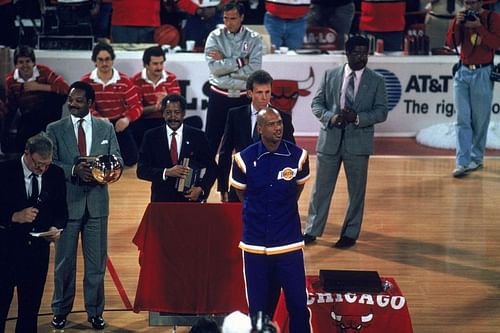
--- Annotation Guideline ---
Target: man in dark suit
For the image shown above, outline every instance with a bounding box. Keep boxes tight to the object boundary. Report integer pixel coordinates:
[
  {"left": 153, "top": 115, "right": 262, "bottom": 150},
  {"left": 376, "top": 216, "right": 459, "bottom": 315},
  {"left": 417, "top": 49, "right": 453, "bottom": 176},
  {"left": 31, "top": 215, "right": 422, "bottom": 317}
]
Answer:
[
  {"left": 303, "top": 36, "right": 388, "bottom": 248},
  {"left": 0, "top": 133, "right": 68, "bottom": 333},
  {"left": 218, "top": 69, "right": 295, "bottom": 202},
  {"left": 47, "top": 81, "right": 123, "bottom": 330},
  {"left": 137, "top": 94, "right": 217, "bottom": 202}
]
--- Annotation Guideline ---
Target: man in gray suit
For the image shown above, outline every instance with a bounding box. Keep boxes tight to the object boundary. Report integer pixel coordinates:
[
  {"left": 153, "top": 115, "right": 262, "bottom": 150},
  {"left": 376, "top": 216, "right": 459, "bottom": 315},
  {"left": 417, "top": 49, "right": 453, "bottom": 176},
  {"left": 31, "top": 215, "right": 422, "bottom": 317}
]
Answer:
[
  {"left": 46, "top": 81, "right": 122, "bottom": 330},
  {"left": 303, "top": 36, "right": 388, "bottom": 248}
]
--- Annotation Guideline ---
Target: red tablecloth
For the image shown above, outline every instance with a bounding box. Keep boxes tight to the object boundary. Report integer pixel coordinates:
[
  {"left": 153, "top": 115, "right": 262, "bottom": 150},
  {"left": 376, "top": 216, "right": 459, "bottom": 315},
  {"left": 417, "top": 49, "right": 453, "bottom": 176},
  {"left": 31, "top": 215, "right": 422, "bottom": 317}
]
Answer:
[
  {"left": 274, "top": 276, "right": 413, "bottom": 333},
  {"left": 132, "top": 203, "right": 248, "bottom": 314}
]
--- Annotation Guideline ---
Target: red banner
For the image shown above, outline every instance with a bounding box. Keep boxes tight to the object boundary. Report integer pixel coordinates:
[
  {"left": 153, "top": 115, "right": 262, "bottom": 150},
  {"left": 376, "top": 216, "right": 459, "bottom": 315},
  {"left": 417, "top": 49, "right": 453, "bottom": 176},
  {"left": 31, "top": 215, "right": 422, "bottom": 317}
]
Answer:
[{"left": 274, "top": 276, "right": 413, "bottom": 333}]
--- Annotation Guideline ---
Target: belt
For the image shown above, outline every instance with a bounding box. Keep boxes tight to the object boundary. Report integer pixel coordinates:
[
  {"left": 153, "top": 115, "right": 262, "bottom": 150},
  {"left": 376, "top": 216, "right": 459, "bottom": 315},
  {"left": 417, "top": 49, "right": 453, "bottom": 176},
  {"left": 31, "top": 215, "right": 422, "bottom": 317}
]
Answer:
[
  {"left": 210, "top": 85, "right": 247, "bottom": 98},
  {"left": 462, "top": 63, "right": 492, "bottom": 70}
]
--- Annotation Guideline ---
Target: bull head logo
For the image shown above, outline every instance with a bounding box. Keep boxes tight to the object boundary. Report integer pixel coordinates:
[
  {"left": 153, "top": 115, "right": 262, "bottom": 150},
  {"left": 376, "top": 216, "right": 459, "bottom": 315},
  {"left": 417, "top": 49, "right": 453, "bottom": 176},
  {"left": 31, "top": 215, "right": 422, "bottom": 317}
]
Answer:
[
  {"left": 331, "top": 308, "right": 374, "bottom": 333},
  {"left": 271, "top": 67, "right": 315, "bottom": 115}
]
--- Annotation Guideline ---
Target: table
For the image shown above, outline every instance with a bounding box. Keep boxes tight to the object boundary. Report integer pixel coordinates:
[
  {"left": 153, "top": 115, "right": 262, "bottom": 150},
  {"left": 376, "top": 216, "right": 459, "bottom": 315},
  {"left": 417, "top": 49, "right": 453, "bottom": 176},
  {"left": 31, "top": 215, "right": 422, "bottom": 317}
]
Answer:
[
  {"left": 274, "top": 276, "right": 413, "bottom": 333},
  {"left": 132, "top": 203, "right": 248, "bottom": 316}
]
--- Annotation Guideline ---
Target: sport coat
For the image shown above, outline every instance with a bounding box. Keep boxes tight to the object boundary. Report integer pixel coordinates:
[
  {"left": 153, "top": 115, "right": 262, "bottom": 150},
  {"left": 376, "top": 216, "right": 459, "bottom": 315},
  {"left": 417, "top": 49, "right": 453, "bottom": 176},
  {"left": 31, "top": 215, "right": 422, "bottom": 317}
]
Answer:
[
  {"left": 313, "top": 66, "right": 388, "bottom": 155},
  {"left": 0, "top": 158, "right": 68, "bottom": 235},
  {"left": 46, "top": 116, "right": 122, "bottom": 220},
  {"left": 217, "top": 104, "right": 295, "bottom": 193},
  {"left": 137, "top": 124, "right": 217, "bottom": 202}
]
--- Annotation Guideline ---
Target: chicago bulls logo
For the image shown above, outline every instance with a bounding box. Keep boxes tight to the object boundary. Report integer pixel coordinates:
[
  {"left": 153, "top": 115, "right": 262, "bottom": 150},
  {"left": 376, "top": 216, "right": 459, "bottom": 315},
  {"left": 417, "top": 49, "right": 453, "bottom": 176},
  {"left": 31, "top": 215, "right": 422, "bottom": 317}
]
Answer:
[
  {"left": 331, "top": 304, "right": 374, "bottom": 332},
  {"left": 271, "top": 67, "right": 315, "bottom": 115}
]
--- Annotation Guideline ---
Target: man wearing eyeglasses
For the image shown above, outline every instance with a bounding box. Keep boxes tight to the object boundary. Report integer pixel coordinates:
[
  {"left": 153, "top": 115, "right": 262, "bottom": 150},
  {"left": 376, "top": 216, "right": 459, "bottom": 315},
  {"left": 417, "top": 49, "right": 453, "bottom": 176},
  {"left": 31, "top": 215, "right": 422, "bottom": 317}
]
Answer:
[
  {"left": 447, "top": 0, "right": 500, "bottom": 177},
  {"left": 81, "top": 42, "right": 143, "bottom": 167},
  {"left": 0, "top": 133, "right": 68, "bottom": 333}
]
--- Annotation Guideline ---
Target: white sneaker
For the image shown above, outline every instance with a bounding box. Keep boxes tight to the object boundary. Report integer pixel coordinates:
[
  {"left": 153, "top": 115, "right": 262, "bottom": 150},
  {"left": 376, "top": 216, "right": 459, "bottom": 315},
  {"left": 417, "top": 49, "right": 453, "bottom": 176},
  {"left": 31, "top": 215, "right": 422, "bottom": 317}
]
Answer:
[
  {"left": 452, "top": 165, "right": 468, "bottom": 177},
  {"left": 466, "top": 161, "right": 483, "bottom": 171}
]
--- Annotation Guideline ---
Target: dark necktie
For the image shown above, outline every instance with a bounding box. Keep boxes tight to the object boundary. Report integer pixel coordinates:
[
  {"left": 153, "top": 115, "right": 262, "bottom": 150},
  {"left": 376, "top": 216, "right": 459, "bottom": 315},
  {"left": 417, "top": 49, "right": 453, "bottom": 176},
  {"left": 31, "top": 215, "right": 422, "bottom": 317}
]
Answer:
[
  {"left": 78, "top": 119, "right": 86, "bottom": 156},
  {"left": 345, "top": 72, "right": 356, "bottom": 109},
  {"left": 252, "top": 116, "right": 260, "bottom": 143},
  {"left": 30, "top": 173, "right": 39, "bottom": 203},
  {"left": 170, "top": 132, "right": 178, "bottom": 165}
]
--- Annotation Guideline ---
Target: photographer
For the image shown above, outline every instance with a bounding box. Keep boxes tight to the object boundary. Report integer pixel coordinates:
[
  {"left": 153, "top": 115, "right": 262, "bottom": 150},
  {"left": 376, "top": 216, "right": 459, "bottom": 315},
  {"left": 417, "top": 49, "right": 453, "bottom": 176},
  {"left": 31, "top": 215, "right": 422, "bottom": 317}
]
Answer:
[{"left": 446, "top": 0, "right": 500, "bottom": 177}]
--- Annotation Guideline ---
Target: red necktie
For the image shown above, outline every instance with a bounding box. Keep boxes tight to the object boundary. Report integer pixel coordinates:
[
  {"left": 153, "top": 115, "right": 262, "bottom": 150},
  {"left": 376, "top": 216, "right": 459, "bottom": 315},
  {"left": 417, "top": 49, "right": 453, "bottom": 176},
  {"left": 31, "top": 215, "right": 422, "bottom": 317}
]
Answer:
[
  {"left": 78, "top": 119, "right": 86, "bottom": 156},
  {"left": 170, "top": 132, "right": 178, "bottom": 165}
]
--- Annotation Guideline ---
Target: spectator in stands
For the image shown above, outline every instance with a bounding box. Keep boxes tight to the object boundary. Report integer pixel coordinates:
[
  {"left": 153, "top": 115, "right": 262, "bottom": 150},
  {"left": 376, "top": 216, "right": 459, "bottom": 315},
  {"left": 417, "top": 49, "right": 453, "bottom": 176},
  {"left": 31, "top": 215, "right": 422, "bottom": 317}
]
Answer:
[
  {"left": 137, "top": 94, "right": 217, "bottom": 202},
  {"left": 81, "top": 42, "right": 143, "bottom": 166},
  {"left": 263, "top": 0, "right": 310, "bottom": 50},
  {"left": 204, "top": 1, "right": 262, "bottom": 155},
  {"left": 190, "top": 316, "right": 221, "bottom": 333},
  {"left": 426, "top": 0, "right": 464, "bottom": 49},
  {"left": 359, "top": 0, "right": 406, "bottom": 51},
  {"left": 217, "top": 69, "right": 295, "bottom": 202},
  {"left": 92, "top": 0, "right": 112, "bottom": 41},
  {"left": 0, "top": 0, "right": 17, "bottom": 48},
  {"left": 131, "top": 46, "right": 180, "bottom": 149},
  {"left": 446, "top": 0, "right": 500, "bottom": 177},
  {"left": 303, "top": 36, "right": 388, "bottom": 248},
  {"left": 308, "top": 0, "right": 355, "bottom": 50},
  {"left": 177, "top": 0, "right": 228, "bottom": 50},
  {"left": 3, "top": 45, "right": 68, "bottom": 155},
  {"left": 111, "top": 0, "right": 160, "bottom": 43}
]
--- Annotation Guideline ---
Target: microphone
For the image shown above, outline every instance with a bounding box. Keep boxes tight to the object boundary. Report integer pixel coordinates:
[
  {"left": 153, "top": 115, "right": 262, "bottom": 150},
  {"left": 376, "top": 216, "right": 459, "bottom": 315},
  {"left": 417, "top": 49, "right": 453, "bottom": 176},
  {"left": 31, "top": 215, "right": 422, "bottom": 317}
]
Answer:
[{"left": 34, "top": 191, "right": 49, "bottom": 210}]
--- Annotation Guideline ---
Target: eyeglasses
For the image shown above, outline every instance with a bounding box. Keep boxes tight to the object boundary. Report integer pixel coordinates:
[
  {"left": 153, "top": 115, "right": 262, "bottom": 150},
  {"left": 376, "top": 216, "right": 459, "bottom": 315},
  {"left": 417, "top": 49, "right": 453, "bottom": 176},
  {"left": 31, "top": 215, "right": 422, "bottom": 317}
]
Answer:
[
  {"left": 30, "top": 154, "right": 52, "bottom": 169},
  {"left": 464, "top": 1, "right": 479, "bottom": 4}
]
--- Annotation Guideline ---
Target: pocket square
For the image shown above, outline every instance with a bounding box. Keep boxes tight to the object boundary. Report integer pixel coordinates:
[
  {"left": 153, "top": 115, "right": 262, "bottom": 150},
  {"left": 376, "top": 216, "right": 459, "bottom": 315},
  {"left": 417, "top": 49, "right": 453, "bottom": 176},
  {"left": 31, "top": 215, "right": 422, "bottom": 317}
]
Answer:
[{"left": 101, "top": 140, "right": 109, "bottom": 145}]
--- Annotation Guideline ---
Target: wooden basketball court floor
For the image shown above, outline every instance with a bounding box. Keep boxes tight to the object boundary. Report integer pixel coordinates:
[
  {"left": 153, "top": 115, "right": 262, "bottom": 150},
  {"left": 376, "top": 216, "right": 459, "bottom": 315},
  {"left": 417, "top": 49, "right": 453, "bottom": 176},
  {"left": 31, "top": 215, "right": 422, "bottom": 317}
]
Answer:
[{"left": 5, "top": 139, "right": 500, "bottom": 333}]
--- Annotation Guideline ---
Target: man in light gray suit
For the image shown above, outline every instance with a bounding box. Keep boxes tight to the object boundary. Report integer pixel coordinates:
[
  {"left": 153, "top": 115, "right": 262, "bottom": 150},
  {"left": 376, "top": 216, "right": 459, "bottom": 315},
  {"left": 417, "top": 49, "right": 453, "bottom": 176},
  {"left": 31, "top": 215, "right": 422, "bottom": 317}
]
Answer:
[
  {"left": 46, "top": 81, "right": 122, "bottom": 330},
  {"left": 303, "top": 36, "right": 388, "bottom": 249}
]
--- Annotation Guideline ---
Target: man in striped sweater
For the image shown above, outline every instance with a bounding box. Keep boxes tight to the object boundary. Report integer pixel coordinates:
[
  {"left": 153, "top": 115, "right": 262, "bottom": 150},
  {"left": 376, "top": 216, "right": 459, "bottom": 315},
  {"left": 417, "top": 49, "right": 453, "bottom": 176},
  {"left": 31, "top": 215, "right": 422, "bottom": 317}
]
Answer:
[
  {"left": 81, "top": 42, "right": 143, "bottom": 166},
  {"left": 3, "top": 45, "right": 69, "bottom": 155},
  {"left": 131, "top": 46, "right": 181, "bottom": 149}
]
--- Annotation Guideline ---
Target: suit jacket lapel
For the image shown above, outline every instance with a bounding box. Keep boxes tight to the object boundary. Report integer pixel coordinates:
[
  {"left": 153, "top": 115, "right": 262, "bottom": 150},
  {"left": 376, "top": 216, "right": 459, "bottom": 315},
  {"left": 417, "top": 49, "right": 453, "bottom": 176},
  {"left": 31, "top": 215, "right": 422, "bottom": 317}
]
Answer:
[
  {"left": 334, "top": 67, "right": 344, "bottom": 109},
  {"left": 179, "top": 126, "right": 191, "bottom": 162},
  {"left": 245, "top": 106, "right": 252, "bottom": 140},
  {"left": 61, "top": 117, "right": 79, "bottom": 156},
  {"left": 354, "top": 70, "right": 370, "bottom": 110}
]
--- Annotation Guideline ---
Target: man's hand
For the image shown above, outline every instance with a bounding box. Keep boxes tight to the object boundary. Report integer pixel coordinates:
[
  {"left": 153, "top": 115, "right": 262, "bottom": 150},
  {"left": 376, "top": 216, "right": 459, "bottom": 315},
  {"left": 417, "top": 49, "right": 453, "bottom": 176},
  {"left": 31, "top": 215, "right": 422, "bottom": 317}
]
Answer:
[
  {"left": 341, "top": 107, "right": 358, "bottom": 123},
  {"left": 12, "top": 207, "right": 39, "bottom": 224},
  {"left": 330, "top": 114, "right": 346, "bottom": 129},
  {"left": 184, "top": 186, "right": 203, "bottom": 201},
  {"left": 74, "top": 161, "right": 94, "bottom": 182},
  {"left": 165, "top": 165, "right": 189, "bottom": 178},
  {"left": 208, "top": 49, "right": 224, "bottom": 60},
  {"left": 220, "top": 191, "right": 229, "bottom": 202},
  {"left": 115, "top": 117, "right": 130, "bottom": 132},
  {"left": 42, "top": 226, "right": 62, "bottom": 242}
]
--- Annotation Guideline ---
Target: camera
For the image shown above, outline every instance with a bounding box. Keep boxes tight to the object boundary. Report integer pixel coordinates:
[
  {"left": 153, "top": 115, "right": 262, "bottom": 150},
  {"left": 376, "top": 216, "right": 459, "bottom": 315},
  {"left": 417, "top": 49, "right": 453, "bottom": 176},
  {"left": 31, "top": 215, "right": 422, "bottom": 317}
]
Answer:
[
  {"left": 251, "top": 312, "right": 277, "bottom": 333},
  {"left": 464, "top": 9, "right": 479, "bottom": 21}
]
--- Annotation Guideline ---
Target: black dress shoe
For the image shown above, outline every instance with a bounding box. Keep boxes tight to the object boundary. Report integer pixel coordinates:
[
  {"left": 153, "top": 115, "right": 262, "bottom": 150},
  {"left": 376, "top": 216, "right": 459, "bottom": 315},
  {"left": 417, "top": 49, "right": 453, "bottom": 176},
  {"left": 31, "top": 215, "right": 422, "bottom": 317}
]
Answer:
[
  {"left": 303, "top": 234, "right": 317, "bottom": 245},
  {"left": 333, "top": 236, "right": 356, "bottom": 249},
  {"left": 51, "top": 314, "right": 67, "bottom": 329},
  {"left": 88, "top": 315, "right": 106, "bottom": 330}
]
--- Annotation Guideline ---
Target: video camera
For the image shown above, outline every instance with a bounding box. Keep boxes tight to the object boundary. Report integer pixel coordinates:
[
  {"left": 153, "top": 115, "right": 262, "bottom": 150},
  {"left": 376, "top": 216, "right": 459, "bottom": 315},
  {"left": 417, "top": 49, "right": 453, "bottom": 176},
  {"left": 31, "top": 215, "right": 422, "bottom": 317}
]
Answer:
[{"left": 464, "top": 9, "right": 479, "bottom": 21}]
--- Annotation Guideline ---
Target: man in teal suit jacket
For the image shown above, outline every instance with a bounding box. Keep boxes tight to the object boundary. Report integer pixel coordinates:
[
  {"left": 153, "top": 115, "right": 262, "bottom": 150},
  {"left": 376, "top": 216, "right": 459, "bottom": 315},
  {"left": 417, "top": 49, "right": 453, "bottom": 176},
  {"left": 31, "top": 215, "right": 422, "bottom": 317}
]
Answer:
[
  {"left": 304, "top": 36, "right": 388, "bottom": 249},
  {"left": 46, "top": 81, "right": 122, "bottom": 330}
]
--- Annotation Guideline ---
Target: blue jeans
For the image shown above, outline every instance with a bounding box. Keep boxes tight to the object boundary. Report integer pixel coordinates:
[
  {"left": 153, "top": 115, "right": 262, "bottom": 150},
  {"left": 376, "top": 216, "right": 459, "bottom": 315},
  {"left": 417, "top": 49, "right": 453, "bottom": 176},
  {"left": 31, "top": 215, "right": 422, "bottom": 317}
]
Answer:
[
  {"left": 453, "top": 64, "right": 493, "bottom": 167},
  {"left": 264, "top": 12, "right": 307, "bottom": 50},
  {"left": 111, "top": 26, "right": 155, "bottom": 43},
  {"left": 307, "top": 2, "right": 355, "bottom": 49}
]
